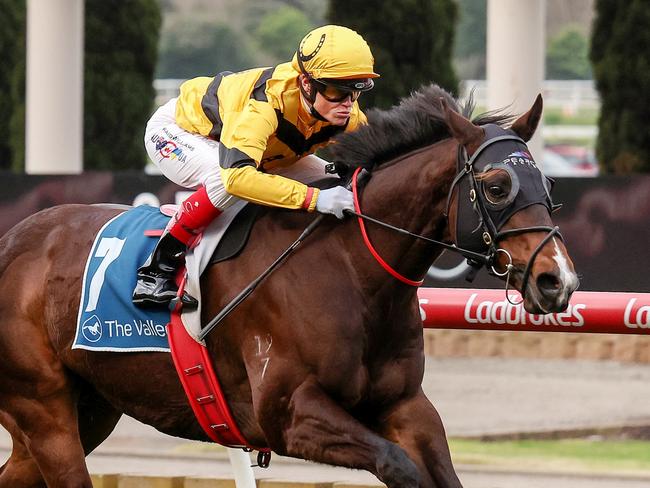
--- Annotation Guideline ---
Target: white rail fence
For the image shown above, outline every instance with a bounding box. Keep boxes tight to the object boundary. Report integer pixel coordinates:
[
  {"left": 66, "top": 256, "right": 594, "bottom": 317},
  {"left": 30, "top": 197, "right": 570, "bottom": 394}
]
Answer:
[{"left": 154, "top": 79, "right": 601, "bottom": 111}]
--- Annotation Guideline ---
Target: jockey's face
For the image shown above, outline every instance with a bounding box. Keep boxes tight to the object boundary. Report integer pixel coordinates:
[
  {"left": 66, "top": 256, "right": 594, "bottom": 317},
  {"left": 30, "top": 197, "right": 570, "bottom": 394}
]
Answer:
[
  {"left": 313, "top": 91, "right": 354, "bottom": 126},
  {"left": 299, "top": 75, "right": 354, "bottom": 126}
]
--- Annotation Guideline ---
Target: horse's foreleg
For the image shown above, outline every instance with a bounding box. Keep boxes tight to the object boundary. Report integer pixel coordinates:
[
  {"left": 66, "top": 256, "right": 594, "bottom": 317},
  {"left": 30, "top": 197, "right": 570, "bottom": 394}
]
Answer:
[
  {"left": 7, "top": 391, "right": 93, "bottom": 488},
  {"left": 0, "top": 427, "right": 45, "bottom": 487},
  {"left": 0, "top": 340, "right": 92, "bottom": 487},
  {"left": 0, "top": 385, "right": 111, "bottom": 488},
  {"left": 379, "top": 389, "right": 463, "bottom": 488},
  {"left": 262, "top": 378, "right": 421, "bottom": 488}
]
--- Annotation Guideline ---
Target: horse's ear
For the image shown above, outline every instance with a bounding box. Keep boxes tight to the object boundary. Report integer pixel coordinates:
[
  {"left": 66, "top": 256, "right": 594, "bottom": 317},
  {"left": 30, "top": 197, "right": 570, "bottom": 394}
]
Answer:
[
  {"left": 510, "top": 94, "right": 543, "bottom": 142},
  {"left": 439, "top": 97, "right": 484, "bottom": 149}
]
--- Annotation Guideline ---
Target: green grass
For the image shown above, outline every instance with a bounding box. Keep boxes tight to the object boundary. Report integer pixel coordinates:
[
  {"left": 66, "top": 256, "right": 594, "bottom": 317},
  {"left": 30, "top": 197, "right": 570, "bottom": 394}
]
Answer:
[
  {"left": 543, "top": 106, "right": 599, "bottom": 126},
  {"left": 171, "top": 437, "right": 650, "bottom": 476},
  {"left": 449, "top": 438, "right": 650, "bottom": 474},
  {"left": 543, "top": 136, "right": 596, "bottom": 146},
  {"left": 473, "top": 105, "right": 599, "bottom": 126}
]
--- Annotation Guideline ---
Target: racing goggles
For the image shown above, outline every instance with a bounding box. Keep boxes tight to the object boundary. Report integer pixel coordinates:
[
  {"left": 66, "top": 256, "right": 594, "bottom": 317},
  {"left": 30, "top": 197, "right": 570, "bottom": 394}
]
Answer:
[{"left": 312, "top": 78, "right": 374, "bottom": 102}]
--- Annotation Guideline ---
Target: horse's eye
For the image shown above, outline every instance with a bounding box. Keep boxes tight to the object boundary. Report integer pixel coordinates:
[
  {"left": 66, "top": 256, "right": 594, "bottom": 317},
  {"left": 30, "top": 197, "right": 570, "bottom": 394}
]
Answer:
[
  {"left": 488, "top": 185, "right": 505, "bottom": 197},
  {"left": 485, "top": 185, "right": 506, "bottom": 204},
  {"left": 480, "top": 167, "right": 514, "bottom": 207}
]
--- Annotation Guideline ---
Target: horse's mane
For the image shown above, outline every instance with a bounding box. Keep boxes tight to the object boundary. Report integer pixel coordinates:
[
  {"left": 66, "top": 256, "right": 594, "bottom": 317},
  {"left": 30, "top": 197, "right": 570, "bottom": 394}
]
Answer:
[{"left": 327, "top": 84, "right": 516, "bottom": 169}]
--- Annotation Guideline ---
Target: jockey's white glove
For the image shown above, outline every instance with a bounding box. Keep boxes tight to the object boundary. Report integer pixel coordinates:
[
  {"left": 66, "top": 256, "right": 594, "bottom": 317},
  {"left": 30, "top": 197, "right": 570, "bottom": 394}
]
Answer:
[{"left": 315, "top": 186, "right": 355, "bottom": 219}]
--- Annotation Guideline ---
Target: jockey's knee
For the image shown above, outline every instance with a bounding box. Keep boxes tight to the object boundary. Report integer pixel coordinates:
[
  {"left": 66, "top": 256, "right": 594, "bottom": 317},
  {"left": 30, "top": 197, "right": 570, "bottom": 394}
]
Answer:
[{"left": 203, "top": 172, "right": 239, "bottom": 209}]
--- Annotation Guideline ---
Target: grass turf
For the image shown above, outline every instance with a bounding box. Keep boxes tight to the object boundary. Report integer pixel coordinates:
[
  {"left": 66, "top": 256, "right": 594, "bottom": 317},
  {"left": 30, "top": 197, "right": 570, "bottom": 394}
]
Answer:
[{"left": 449, "top": 438, "right": 650, "bottom": 474}]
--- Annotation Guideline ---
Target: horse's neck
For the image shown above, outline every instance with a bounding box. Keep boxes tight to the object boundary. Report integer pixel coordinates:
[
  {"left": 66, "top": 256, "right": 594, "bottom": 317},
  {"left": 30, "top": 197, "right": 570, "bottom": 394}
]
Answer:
[{"left": 355, "top": 141, "right": 457, "bottom": 282}]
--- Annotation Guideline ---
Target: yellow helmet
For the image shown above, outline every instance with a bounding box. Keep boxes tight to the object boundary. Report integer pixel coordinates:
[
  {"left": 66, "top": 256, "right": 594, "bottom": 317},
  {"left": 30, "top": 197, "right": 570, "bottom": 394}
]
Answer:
[{"left": 292, "top": 25, "right": 379, "bottom": 82}]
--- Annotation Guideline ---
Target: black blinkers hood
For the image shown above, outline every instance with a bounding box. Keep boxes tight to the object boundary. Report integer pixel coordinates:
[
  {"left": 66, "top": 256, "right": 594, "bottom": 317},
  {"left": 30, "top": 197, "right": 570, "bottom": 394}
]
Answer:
[{"left": 452, "top": 124, "right": 555, "bottom": 255}]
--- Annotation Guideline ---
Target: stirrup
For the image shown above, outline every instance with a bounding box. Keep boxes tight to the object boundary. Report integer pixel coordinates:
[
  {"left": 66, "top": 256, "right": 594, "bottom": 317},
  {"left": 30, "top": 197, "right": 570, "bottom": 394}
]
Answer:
[
  {"left": 132, "top": 274, "right": 198, "bottom": 310},
  {"left": 133, "top": 290, "right": 198, "bottom": 311},
  {"left": 170, "top": 292, "right": 199, "bottom": 311}
]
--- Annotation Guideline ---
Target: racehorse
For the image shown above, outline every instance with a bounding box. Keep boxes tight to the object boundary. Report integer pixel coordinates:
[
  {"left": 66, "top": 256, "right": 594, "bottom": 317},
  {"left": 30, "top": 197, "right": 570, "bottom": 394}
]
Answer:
[{"left": 0, "top": 84, "right": 578, "bottom": 488}]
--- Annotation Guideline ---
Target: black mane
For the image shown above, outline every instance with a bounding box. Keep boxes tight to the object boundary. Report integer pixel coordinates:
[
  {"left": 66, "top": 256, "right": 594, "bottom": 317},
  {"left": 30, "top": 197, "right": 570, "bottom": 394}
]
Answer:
[{"left": 326, "top": 84, "right": 515, "bottom": 169}]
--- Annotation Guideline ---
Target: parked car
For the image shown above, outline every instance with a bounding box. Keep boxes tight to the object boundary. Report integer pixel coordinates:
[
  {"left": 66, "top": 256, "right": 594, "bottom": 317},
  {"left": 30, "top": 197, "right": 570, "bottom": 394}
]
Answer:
[{"left": 544, "top": 144, "right": 600, "bottom": 177}]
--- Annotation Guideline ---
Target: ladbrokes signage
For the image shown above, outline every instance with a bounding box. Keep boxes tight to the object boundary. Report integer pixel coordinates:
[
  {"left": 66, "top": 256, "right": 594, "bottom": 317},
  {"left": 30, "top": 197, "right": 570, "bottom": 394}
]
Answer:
[
  {"left": 461, "top": 292, "right": 586, "bottom": 327},
  {"left": 418, "top": 288, "right": 650, "bottom": 334},
  {"left": 625, "top": 298, "right": 650, "bottom": 329}
]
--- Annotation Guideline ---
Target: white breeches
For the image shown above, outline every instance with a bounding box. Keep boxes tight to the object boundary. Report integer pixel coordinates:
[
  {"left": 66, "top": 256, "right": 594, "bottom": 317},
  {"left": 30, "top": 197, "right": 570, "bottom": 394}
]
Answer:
[{"left": 144, "top": 98, "right": 330, "bottom": 209}]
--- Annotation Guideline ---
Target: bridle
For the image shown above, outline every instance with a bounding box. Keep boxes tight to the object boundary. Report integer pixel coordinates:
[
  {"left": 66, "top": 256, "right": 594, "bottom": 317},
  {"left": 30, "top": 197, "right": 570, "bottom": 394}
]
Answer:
[{"left": 348, "top": 128, "right": 563, "bottom": 303}]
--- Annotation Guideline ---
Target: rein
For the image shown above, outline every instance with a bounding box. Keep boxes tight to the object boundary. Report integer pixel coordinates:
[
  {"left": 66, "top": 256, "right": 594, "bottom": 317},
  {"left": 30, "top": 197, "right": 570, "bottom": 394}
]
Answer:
[
  {"left": 351, "top": 167, "right": 423, "bottom": 286},
  {"left": 349, "top": 167, "right": 494, "bottom": 287},
  {"left": 198, "top": 214, "right": 326, "bottom": 341}
]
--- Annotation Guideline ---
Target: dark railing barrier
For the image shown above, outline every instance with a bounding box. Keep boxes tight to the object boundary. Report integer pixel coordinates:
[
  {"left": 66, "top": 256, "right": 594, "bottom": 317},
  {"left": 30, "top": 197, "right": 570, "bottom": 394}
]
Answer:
[{"left": 0, "top": 172, "right": 649, "bottom": 292}]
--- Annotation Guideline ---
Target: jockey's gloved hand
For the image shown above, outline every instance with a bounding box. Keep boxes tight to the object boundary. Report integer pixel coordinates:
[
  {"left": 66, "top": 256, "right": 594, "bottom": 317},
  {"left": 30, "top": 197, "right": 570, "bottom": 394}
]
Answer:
[{"left": 315, "top": 186, "right": 355, "bottom": 219}]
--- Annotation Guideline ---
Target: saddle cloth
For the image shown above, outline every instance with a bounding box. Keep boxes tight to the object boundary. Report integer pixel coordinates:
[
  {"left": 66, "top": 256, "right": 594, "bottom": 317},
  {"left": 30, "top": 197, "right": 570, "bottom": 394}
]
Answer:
[{"left": 73, "top": 202, "right": 246, "bottom": 352}]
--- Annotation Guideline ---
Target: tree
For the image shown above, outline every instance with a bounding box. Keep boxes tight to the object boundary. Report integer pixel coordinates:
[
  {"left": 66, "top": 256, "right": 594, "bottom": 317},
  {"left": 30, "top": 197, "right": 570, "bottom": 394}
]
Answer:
[
  {"left": 0, "top": 0, "right": 26, "bottom": 171},
  {"left": 454, "top": 0, "right": 486, "bottom": 80},
  {"left": 243, "top": 0, "right": 325, "bottom": 31},
  {"left": 156, "top": 21, "right": 257, "bottom": 78},
  {"left": 546, "top": 26, "right": 591, "bottom": 80},
  {"left": 327, "top": 0, "right": 458, "bottom": 109},
  {"left": 255, "top": 6, "right": 314, "bottom": 61},
  {"left": 590, "top": 0, "right": 650, "bottom": 173},
  {"left": 84, "top": 0, "right": 161, "bottom": 170}
]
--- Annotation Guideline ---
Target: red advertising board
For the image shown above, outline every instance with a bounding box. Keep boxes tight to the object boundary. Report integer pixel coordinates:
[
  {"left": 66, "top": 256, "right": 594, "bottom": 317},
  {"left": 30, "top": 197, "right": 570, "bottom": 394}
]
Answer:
[{"left": 418, "top": 288, "right": 650, "bottom": 335}]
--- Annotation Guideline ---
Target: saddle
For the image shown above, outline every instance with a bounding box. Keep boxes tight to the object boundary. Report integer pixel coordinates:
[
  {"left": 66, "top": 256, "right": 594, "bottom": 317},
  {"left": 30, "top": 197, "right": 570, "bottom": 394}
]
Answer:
[
  {"left": 209, "top": 202, "right": 262, "bottom": 266},
  {"left": 208, "top": 173, "right": 344, "bottom": 266}
]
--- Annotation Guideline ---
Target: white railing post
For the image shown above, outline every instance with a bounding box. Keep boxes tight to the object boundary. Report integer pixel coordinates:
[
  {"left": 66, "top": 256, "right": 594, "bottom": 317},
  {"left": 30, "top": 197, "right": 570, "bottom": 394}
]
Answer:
[{"left": 227, "top": 448, "right": 256, "bottom": 488}]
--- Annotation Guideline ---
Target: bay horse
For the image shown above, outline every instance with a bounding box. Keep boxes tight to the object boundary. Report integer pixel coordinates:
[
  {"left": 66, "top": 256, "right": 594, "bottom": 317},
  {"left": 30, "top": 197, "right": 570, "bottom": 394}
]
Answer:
[{"left": 0, "top": 85, "right": 578, "bottom": 488}]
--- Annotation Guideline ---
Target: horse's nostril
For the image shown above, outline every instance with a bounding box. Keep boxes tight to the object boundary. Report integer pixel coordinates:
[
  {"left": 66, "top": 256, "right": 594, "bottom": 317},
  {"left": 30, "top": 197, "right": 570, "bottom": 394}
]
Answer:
[{"left": 536, "top": 272, "right": 561, "bottom": 298}]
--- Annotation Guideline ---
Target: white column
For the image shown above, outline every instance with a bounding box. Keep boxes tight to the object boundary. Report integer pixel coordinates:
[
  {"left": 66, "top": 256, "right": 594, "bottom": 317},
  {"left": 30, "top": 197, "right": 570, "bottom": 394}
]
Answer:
[
  {"left": 26, "top": 0, "right": 84, "bottom": 174},
  {"left": 487, "top": 0, "right": 545, "bottom": 159}
]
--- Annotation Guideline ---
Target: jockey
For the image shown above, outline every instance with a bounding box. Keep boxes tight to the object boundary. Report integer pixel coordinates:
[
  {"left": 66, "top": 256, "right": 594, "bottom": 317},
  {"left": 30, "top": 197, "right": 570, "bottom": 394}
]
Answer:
[{"left": 133, "top": 25, "right": 379, "bottom": 309}]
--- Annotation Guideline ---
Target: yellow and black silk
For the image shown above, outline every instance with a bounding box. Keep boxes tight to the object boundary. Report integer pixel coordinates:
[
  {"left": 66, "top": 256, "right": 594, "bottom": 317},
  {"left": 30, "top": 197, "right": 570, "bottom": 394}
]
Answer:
[{"left": 174, "top": 62, "right": 367, "bottom": 210}]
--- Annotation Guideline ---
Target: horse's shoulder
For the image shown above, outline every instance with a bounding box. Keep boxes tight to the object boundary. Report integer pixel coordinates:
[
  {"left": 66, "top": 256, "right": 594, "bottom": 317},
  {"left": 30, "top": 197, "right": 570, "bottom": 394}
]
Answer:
[
  {"left": 41, "top": 203, "right": 127, "bottom": 222},
  {"left": 7, "top": 204, "right": 126, "bottom": 248},
  {"left": 26, "top": 202, "right": 125, "bottom": 217}
]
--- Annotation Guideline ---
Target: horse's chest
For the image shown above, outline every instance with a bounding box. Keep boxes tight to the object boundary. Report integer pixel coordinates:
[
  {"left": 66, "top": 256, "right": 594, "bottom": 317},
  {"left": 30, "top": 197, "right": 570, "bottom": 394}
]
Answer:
[
  {"left": 323, "top": 355, "right": 422, "bottom": 411},
  {"left": 369, "top": 358, "right": 422, "bottom": 404}
]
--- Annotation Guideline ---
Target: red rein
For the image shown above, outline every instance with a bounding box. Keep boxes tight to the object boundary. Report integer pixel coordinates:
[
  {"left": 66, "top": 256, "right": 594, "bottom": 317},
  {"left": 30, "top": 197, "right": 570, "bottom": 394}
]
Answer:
[{"left": 351, "top": 167, "right": 424, "bottom": 287}]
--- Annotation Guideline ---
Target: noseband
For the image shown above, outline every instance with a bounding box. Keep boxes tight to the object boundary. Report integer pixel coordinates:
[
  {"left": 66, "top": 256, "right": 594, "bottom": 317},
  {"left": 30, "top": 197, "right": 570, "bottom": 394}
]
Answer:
[{"left": 349, "top": 127, "right": 563, "bottom": 304}]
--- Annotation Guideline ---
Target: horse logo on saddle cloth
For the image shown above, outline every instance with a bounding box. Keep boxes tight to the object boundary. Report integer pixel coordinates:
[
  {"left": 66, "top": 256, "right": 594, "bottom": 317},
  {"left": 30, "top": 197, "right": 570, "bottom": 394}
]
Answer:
[{"left": 73, "top": 202, "right": 271, "bottom": 458}]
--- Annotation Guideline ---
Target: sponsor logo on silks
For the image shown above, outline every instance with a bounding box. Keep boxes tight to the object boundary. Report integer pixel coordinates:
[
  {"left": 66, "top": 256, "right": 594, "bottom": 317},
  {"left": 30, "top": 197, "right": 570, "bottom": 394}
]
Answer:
[
  {"left": 503, "top": 150, "right": 538, "bottom": 169},
  {"left": 159, "top": 129, "right": 197, "bottom": 151},
  {"left": 82, "top": 315, "right": 103, "bottom": 342},
  {"left": 155, "top": 138, "right": 187, "bottom": 163}
]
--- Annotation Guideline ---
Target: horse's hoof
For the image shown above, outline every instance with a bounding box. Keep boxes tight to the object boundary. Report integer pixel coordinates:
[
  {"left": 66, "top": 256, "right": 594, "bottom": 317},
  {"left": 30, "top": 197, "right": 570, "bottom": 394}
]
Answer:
[{"left": 376, "top": 444, "right": 421, "bottom": 488}]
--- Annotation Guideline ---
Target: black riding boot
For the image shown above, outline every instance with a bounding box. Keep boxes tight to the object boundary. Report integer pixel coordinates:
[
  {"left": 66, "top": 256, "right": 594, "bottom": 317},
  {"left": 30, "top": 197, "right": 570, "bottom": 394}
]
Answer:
[{"left": 132, "top": 232, "right": 198, "bottom": 309}]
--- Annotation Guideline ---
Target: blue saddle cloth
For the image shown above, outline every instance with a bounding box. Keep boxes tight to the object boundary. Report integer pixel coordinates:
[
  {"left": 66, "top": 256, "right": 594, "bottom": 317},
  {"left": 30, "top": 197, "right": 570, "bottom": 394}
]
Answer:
[{"left": 73, "top": 205, "right": 173, "bottom": 352}]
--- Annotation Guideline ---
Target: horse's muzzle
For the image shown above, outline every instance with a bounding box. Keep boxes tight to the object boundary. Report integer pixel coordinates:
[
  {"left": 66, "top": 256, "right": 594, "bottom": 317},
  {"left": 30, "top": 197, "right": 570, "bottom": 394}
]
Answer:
[{"left": 524, "top": 269, "right": 579, "bottom": 314}]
